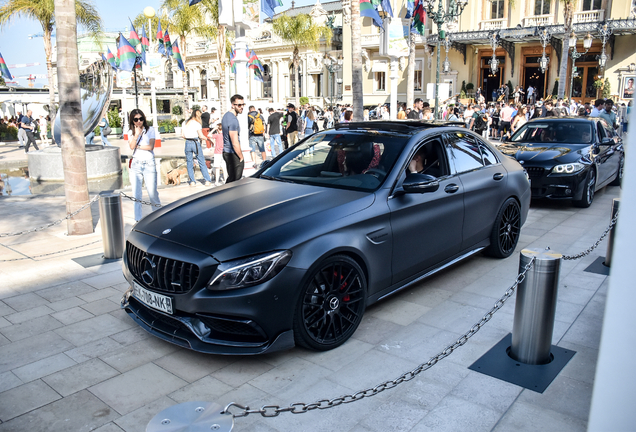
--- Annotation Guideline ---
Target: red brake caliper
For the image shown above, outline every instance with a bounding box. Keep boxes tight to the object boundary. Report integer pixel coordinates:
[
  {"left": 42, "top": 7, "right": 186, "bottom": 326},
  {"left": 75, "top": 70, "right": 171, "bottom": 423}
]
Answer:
[{"left": 335, "top": 271, "right": 350, "bottom": 302}]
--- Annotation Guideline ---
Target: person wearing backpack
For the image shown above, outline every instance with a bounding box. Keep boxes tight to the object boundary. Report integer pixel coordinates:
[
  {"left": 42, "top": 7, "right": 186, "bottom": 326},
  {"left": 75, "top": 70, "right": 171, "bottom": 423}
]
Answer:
[{"left": 248, "top": 105, "right": 267, "bottom": 168}]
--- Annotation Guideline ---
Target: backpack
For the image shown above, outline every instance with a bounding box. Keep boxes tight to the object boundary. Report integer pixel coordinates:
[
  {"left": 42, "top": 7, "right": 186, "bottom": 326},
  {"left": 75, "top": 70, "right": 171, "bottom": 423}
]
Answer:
[
  {"left": 249, "top": 113, "right": 265, "bottom": 135},
  {"left": 474, "top": 115, "right": 487, "bottom": 131}
]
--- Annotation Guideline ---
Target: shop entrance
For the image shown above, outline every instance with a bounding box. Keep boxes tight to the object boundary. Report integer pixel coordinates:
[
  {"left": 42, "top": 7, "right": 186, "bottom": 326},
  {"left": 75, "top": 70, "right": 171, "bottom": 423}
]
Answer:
[
  {"left": 480, "top": 56, "right": 505, "bottom": 102},
  {"left": 524, "top": 66, "right": 546, "bottom": 102}
]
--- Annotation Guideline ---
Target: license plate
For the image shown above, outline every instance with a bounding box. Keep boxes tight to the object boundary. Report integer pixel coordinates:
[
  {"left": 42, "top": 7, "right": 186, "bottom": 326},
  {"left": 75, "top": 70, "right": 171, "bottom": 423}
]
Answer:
[{"left": 133, "top": 282, "right": 173, "bottom": 315}]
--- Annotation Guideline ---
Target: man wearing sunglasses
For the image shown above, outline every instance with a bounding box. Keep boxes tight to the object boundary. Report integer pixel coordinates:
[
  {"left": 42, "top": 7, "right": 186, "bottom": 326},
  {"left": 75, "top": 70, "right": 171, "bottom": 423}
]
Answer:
[{"left": 222, "top": 94, "right": 245, "bottom": 183}]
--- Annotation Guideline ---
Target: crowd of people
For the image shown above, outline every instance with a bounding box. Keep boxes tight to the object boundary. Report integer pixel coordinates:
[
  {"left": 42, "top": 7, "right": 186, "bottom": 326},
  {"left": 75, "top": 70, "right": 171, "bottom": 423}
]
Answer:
[{"left": 0, "top": 112, "right": 51, "bottom": 151}]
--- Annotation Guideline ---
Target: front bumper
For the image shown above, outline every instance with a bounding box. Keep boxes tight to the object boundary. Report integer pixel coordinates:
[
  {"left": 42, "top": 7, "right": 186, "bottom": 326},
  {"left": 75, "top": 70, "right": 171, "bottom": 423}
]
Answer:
[
  {"left": 121, "top": 231, "right": 306, "bottom": 355},
  {"left": 526, "top": 167, "right": 589, "bottom": 201}
]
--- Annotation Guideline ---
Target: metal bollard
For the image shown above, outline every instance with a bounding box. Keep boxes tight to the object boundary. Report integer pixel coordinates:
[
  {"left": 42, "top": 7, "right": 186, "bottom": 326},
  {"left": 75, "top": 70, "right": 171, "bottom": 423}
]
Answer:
[
  {"left": 510, "top": 248, "right": 562, "bottom": 365},
  {"left": 604, "top": 198, "right": 620, "bottom": 267},
  {"left": 98, "top": 192, "right": 124, "bottom": 259}
]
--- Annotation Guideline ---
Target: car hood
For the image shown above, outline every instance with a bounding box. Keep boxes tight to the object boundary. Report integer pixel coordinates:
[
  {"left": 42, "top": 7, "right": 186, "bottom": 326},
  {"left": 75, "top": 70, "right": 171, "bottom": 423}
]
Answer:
[
  {"left": 498, "top": 143, "right": 588, "bottom": 164},
  {"left": 134, "top": 178, "right": 373, "bottom": 258}
]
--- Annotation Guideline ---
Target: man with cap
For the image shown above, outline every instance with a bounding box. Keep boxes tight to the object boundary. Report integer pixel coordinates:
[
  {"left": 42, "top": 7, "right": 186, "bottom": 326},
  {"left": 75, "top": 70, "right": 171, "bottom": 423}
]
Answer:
[{"left": 286, "top": 104, "right": 299, "bottom": 147}]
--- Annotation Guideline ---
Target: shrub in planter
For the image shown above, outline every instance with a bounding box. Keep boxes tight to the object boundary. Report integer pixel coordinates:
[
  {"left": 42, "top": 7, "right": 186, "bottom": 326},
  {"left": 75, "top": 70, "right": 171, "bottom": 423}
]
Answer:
[{"left": 172, "top": 105, "right": 183, "bottom": 116}]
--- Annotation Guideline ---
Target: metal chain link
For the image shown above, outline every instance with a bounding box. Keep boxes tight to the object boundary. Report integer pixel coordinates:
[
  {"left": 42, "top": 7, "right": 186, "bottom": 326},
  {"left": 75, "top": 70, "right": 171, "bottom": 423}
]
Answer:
[
  {"left": 0, "top": 239, "right": 103, "bottom": 262},
  {"left": 562, "top": 210, "right": 619, "bottom": 260},
  {"left": 0, "top": 195, "right": 100, "bottom": 238},
  {"left": 222, "top": 256, "right": 536, "bottom": 419},
  {"left": 119, "top": 191, "right": 162, "bottom": 208}
]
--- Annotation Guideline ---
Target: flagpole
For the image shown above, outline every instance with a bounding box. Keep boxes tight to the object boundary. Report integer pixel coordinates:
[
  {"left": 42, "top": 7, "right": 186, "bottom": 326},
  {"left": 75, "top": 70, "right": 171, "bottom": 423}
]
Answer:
[{"left": 134, "top": 56, "right": 139, "bottom": 109}]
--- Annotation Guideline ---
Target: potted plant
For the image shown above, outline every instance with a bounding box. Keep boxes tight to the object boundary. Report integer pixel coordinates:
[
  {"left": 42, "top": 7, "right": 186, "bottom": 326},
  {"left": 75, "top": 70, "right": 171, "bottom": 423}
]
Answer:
[
  {"left": 108, "top": 109, "right": 122, "bottom": 135},
  {"left": 173, "top": 105, "right": 184, "bottom": 135}
]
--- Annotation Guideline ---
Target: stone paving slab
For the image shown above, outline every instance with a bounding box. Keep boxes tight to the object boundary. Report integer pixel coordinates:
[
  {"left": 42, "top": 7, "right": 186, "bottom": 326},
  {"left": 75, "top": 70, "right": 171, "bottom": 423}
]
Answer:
[{"left": 0, "top": 172, "right": 622, "bottom": 430}]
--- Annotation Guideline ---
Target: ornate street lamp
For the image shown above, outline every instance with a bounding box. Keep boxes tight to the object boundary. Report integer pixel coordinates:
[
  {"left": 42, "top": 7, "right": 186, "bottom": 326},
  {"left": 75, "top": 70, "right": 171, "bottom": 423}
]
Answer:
[
  {"left": 568, "top": 32, "right": 594, "bottom": 99},
  {"left": 538, "top": 27, "right": 551, "bottom": 74},
  {"left": 423, "top": 0, "right": 468, "bottom": 119},
  {"left": 488, "top": 31, "right": 499, "bottom": 75},
  {"left": 323, "top": 54, "right": 343, "bottom": 110},
  {"left": 442, "top": 35, "right": 451, "bottom": 74},
  {"left": 596, "top": 21, "right": 612, "bottom": 71}
]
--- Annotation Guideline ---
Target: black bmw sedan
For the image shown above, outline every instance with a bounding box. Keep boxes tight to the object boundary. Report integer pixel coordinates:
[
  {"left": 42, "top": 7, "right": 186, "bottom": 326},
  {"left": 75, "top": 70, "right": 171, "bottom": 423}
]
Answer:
[
  {"left": 121, "top": 121, "right": 530, "bottom": 355},
  {"left": 499, "top": 117, "right": 623, "bottom": 207}
]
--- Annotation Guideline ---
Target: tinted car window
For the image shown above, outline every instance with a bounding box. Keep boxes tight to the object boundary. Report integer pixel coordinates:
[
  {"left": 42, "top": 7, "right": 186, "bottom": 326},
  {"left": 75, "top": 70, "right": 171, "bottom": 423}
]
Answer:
[
  {"left": 478, "top": 141, "right": 499, "bottom": 166},
  {"left": 446, "top": 133, "right": 484, "bottom": 173},
  {"left": 510, "top": 121, "right": 594, "bottom": 144},
  {"left": 261, "top": 131, "right": 408, "bottom": 192}
]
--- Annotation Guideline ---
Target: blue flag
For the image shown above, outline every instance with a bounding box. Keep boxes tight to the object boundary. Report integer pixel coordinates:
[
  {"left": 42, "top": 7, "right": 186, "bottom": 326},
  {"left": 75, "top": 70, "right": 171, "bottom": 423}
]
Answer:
[
  {"left": 117, "top": 34, "right": 138, "bottom": 72},
  {"left": 381, "top": 0, "right": 393, "bottom": 17}
]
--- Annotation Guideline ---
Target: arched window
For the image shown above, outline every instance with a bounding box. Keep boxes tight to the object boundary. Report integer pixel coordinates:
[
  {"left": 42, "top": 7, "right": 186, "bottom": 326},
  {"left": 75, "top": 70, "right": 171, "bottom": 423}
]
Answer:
[
  {"left": 289, "top": 63, "right": 303, "bottom": 97},
  {"left": 200, "top": 70, "right": 208, "bottom": 99},
  {"left": 187, "top": 71, "right": 191, "bottom": 88},
  {"left": 165, "top": 59, "right": 174, "bottom": 88},
  {"left": 263, "top": 65, "right": 271, "bottom": 98}
]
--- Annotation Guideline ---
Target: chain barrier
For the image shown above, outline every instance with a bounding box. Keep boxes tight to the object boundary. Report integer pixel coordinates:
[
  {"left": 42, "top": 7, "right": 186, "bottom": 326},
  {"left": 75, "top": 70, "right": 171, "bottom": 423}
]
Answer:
[
  {"left": 562, "top": 210, "right": 619, "bottom": 261},
  {"left": 222, "top": 256, "right": 536, "bottom": 419},
  {"left": 0, "top": 239, "right": 102, "bottom": 262},
  {"left": 0, "top": 191, "right": 161, "bottom": 238}
]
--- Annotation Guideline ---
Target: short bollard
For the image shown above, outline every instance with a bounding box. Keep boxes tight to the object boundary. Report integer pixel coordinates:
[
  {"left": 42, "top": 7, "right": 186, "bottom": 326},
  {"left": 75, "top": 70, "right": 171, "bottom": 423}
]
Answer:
[
  {"left": 147, "top": 401, "right": 233, "bottom": 432},
  {"left": 604, "top": 198, "right": 620, "bottom": 267},
  {"left": 510, "top": 248, "right": 562, "bottom": 365},
  {"left": 98, "top": 192, "right": 124, "bottom": 259}
]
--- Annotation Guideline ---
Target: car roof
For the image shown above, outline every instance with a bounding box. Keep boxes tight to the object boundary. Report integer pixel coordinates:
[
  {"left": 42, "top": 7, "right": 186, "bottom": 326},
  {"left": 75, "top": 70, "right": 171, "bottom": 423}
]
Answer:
[
  {"left": 334, "top": 120, "right": 467, "bottom": 134},
  {"left": 527, "top": 116, "right": 601, "bottom": 123}
]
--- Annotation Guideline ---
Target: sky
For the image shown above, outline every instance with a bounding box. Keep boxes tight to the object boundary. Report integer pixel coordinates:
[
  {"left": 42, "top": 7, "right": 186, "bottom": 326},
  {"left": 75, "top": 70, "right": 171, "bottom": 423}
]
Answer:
[{"left": 0, "top": 0, "right": 318, "bottom": 88}]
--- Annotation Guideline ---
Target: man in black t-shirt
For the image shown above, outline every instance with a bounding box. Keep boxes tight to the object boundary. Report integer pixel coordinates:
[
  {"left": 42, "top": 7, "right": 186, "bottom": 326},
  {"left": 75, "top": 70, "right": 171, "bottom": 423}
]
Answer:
[
  {"left": 21, "top": 110, "right": 39, "bottom": 153},
  {"left": 286, "top": 104, "right": 298, "bottom": 147},
  {"left": 201, "top": 105, "right": 211, "bottom": 148},
  {"left": 407, "top": 98, "right": 423, "bottom": 120},
  {"left": 267, "top": 108, "right": 284, "bottom": 157}
]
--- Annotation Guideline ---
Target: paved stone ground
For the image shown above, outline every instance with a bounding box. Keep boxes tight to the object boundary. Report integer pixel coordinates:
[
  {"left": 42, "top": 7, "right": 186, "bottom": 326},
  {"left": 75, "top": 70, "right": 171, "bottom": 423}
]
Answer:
[{"left": 0, "top": 140, "right": 620, "bottom": 431}]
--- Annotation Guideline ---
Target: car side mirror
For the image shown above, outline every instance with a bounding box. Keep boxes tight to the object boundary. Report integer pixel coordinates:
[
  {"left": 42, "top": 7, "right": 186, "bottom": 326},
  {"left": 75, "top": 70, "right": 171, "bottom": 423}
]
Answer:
[
  {"left": 403, "top": 173, "right": 439, "bottom": 194},
  {"left": 601, "top": 137, "right": 613, "bottom": 146}
]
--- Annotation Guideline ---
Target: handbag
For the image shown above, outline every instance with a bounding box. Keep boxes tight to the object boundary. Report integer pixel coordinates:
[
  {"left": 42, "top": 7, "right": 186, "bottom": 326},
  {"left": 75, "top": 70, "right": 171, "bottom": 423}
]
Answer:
[
  {"left": 312, "top": 121, "right": 319, "bottom": 133},
  {"left": 103, "top": 125, "right": 112, "bottom": 136},
  {"left": 128, "top": 131, "right": 144, "bottom": 168}
]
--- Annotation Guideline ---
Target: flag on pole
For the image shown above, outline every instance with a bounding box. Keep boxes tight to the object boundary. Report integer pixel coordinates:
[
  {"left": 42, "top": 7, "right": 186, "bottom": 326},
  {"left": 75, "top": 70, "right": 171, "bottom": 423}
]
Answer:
[
  {"left": 128, "top": 18, "right": 141, "bottom": 48},
  {"left": 411, "top": 0, "right": 426, "bottom": 35},
  {"left": 261, "top": 0, "right": 283, "bottom": 19},
  {"left": 253, "top": 67, "right": 264, "bottom": 82},
  {"left": 360, "top": 0, "right": 383, "bottom": 27},
  {"left": 164, "top": 29, "right": 173, "bottom": 56},
  {"left": 0, "top": 52, "right": 14, "bottom": 80},
  {"left": 118, "top": 34, "right": 139, "bottom": 71},
  {"left": 405, "top": 0, "right": 415, "bottom": 18},
  {"left": 104, "top": 48, "right": 118, "bottom": 70},
  {"left": 229, "top": 48, "right": 236, "bottom": 74},
  {"left": 381, "top": 0, "right": 393, "bottom": 17},
  {"left": 247, "top": 49, "right": 264, "bottom": 73},
  {"left": 172, "top": 40, "right": 185, "bottom": 71},
  {"left": 141, "top": 25, "right": 149, "bottom": 52},
  {"left": 156, "top": 21, "right": 166, "bottom": 56}
]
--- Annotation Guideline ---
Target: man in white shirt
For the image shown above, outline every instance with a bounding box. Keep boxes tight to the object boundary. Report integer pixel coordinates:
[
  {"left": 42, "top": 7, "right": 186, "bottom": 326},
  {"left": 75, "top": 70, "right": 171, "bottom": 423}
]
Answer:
[{"left": 590, "top": 99, "right": 604, "bottom": 117}]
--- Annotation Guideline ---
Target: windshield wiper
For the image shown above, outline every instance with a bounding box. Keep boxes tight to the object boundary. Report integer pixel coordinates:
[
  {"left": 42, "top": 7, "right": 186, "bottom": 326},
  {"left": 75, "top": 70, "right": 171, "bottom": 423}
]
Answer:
[{"left": 260, "top": 175, "right": 295, "bottom": 183}]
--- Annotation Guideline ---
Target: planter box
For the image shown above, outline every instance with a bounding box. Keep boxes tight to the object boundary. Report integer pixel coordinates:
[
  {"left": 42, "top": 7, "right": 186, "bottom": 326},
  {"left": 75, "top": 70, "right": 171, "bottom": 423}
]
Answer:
[
  {"left": 174, "top": 127, "right": 182, "bottom": 136},
  {"left": 112, "top": 127, "right": 122, "bottom": 135}
]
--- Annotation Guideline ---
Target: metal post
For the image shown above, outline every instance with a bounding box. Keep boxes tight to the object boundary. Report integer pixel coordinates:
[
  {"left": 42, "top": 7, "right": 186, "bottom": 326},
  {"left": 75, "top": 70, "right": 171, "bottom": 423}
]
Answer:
[
  {"left": 98, "top": 192, "right": 125, "bottom": 259},
  {"left": 510, "top": 248, "right": 562, "bottom": 365},
  {"left": 604, "top": 198, "right": 620, "bottom": 267}
]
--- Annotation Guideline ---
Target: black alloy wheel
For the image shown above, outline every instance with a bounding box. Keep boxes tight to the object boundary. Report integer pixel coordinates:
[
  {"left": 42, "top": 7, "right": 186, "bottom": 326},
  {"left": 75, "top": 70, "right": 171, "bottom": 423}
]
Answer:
[
  {"left": 485, "top": 198, "right": 521, "bottom": 258},
  {"left": 574, "top": 168, "right": 596, "bottom": 208},
  {"left": 294, "top": 255, "right": 367, "bottom": 351},
  {"left": 609, "top": 156, "right": 624, "bottom": 187}
]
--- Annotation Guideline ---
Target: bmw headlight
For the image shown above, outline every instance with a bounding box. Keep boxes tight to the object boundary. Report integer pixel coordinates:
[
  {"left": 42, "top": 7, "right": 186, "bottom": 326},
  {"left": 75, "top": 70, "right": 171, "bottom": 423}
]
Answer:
[
  {"left": 551, "top": 163, "right": 585, "bottom": 174},
  {"left": 207, "top": 251, "right": 292, "bottom": 291}
]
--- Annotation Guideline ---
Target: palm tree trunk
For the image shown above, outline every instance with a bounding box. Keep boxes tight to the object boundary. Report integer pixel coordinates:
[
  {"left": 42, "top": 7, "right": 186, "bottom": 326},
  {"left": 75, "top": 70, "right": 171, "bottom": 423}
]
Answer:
[
  {"left": 350, "top": 0, "right": 363, "bottom": 121},
  {"left": 217, "top": 25, "right": 227, "bottom": 114},
  {"left": 294, "top": 48, "right": 300, "bottom": 108},
  {"left": 181, "top": 35, "right": 189, "bottom": 110},
  {"left": 557, "top": 3, "right": 574, "bottom": 98},
  {"left": 54, "top": 0, "right": 92, "bottom": 235},
  {"left": 43, "top": 28, "right": 57, "bottom": 119},
  {"left": 406, "top": 33, "right": 416, "bottom": 111}
]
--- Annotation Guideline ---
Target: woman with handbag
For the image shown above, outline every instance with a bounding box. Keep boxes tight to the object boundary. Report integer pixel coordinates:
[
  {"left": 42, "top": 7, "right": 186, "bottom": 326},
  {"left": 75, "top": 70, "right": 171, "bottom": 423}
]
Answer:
[
  {"left": 128, "top": 109, "right": 161, "bottom": 222},
  {"left": 303, "top": 109, "right": 316, "bottom": 137},
  {"left": 183, "top": 108, "right": 212, "bottom": 187}
]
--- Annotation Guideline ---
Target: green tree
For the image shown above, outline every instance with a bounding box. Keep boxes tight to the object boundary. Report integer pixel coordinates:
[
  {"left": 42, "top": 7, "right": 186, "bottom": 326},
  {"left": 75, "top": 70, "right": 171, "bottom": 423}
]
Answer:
[
  {"left": 0, "top": 0, "right": 103, "bottom": 118},
  {"left": 198, "top": 0, "right": 230, "bottom": 114},
  {"left": 350, "top": 1, "right": 363, "bottom": 121},
  {"left": 272, "top": 13, "right": 331, "bottom": 108},
  {"left": 162, "top": 0, "right": 212, "bottom": 110},
  {"left": 54, "top": 0, "right": 93, "bottom": 235},
  {"left": 557, "top": 0, "right": 577, "bottom": 98}
]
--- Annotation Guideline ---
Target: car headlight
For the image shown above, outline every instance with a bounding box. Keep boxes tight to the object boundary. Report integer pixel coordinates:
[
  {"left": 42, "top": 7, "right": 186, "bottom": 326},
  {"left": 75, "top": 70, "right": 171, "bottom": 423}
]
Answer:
[
  {"left": 551, "top": 163, "right": 585, "bottom": 174},
  {"left": 207, "top": 250, "right": 292, "bottom": 291}
]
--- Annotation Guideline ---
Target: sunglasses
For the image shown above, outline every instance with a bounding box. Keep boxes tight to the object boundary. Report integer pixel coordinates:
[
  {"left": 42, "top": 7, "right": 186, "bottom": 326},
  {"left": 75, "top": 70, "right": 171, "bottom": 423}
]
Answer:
[
  {"left": 233, "top": 103, "right": 245, "bottom": 107},
  {"left": 133, "top": 117, "right": 144, "bottom": 122}
]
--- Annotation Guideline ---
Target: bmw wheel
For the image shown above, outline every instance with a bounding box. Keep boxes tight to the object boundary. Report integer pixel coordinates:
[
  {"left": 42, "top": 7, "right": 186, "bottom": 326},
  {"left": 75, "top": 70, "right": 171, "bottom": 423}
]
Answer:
[
  {"left": 574, "top": 169, "right": 596, "bottom": 208},
  {"left": 485, "top": 198, "right": 521, "bottom": 259},
  {"left": 609, "top": 156, "right": 624, "bottom": 187},
  {"left": 294, "top": 255, "right": 366, "bottom": 351}
]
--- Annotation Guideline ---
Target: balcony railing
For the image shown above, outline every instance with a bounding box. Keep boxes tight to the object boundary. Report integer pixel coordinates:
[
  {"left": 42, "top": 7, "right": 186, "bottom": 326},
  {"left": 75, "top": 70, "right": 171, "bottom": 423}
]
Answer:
[
  {"left": 361, "top": 33, "right": 380, "bottom": 47},
  {"left": 522, "top": 14, "right": 554, "bottom": 27},
  {"left": 574, "top": 9, "right": 604, "bottom": 23},
  {"left": 479, "top": 18, "right": 506, "bottom": 30}
]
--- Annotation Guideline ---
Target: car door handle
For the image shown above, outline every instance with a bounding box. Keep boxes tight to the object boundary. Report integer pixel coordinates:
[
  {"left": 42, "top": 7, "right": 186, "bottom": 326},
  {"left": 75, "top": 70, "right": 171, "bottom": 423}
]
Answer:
[
  {"left": 493, "top": 173, "right": 504, "bottom": 181},
  {"left": 444, "top": 184, "right": 459, "bottom": 193}
]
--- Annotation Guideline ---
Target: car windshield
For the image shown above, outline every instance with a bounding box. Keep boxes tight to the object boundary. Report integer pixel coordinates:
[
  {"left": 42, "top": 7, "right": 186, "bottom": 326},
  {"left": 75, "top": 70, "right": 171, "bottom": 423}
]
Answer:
[
  {"left": 260, "top": 131, "right": 409, "bottom": 191},
  {"left": 509, "top": 121, "right": 594, "bottom": 145}
]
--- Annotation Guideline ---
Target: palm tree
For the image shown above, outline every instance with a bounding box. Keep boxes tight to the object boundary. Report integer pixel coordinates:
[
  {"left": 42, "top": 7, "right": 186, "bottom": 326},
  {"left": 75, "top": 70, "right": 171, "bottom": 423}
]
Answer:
[
  {"left": 557, "top": 0, "right": 577, "bottom": 98},
  {"left": 198, "top": 0, "right": 229, "bottom": 114},
  {"left": 350, "top": 0, "right": 363, "bottom": 121},
  {"left": 272, "top": 13, "right": 331, "bottom": 108},
  {"left": 0, "top": 0, "right": 102, "bottom": 119},
  {"left": 162, "top": 0, "right": 211, "bottom": 110},
  {"left": 54, "top": 0, "right": 92, "bottom": 235},
  {"left": 406, "top": 33, "right": 416, "bottom": 112}
]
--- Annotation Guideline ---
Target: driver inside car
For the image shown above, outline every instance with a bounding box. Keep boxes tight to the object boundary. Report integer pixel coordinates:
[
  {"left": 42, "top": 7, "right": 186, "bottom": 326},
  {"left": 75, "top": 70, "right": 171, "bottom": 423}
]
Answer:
[{"left": 408, "top": 145, "right": 440, "bottom": 177}]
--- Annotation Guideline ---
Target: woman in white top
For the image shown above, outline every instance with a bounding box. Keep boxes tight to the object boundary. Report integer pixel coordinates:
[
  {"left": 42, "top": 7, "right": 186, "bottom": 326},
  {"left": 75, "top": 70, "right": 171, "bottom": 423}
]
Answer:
[
  {"left": 183, "top": 108, "right": 212, "bottom": 187},
  {"left": 128, "top": 109, "right": 161, "bottom": 222},
  {"left": 511, "top": 105, "right": 528, "bottom": 134}
]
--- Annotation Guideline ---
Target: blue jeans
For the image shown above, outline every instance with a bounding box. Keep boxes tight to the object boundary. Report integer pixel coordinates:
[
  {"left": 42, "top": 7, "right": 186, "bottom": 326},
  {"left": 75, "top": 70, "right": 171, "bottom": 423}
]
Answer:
[
  {"left": 86, "top": 131, "right": 95, "bottom": 145},
  {"left": 270, "top": 134, "right": 283, "bottom": 157},
  {"left": 185, "top": 139, "right": 211, "bottom": 184},
  {"left": 130, "top": 159, "right": 161, "bottom": 222},
  {"left": 249, "top": 135, "right": 265, "bottom": 153},
  {"left": 101, "top": 131, "right": 111, "bottom": 146}
]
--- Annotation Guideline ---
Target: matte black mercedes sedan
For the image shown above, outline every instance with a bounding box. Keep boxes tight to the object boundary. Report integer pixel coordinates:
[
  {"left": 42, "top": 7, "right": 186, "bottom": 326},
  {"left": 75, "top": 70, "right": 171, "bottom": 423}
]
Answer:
[
  {"left": 499, "top": 117, "right": 623, "bottom": 207},
  {"left": 121, "top": 121, "right": 531, "bottom": 355}
]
